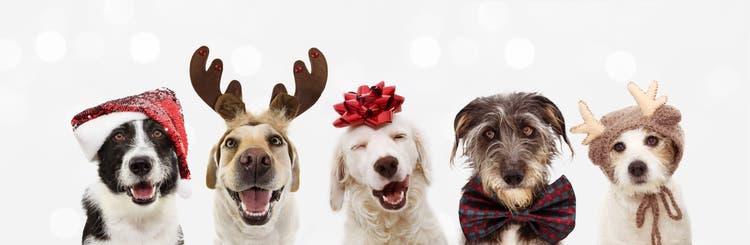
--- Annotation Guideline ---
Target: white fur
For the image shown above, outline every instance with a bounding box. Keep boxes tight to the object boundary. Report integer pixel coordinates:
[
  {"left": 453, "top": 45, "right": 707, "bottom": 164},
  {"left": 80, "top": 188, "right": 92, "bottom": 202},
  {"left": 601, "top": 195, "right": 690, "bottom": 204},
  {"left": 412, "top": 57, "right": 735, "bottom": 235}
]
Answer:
[
  {"left": 600, "top": 180, "right": 691, "bottom": 245},
  {"left": 330, "top": 116, "right": 447, "bottom": 244},
  {"left": 600, "top": 128, "right": 691, "bottom": 244},
  {"left": 83, "top": 119, "right": 181, "bottom": 244},
  {"left": 83, "top": 181, "right": 180, "bottom": 245}
]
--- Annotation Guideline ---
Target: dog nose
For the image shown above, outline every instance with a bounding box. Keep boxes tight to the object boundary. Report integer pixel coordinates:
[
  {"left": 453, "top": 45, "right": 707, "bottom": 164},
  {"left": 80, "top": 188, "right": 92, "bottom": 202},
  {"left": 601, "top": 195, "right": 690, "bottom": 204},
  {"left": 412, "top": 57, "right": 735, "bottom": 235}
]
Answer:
[
  {"left": 374, "top": 156, "right": 398, "bottom": 179},
  {"left": 240, "top": 148, "right": 272, "bottom": 177},
  {"left": 502, "top": 169, "right": 524, "bottom": 186},
  {"left": 129, "top": 157, "right": 152, "bottom": 177},
  {"left": 628, "top": 160, "right": 647, "bottom": 177}
]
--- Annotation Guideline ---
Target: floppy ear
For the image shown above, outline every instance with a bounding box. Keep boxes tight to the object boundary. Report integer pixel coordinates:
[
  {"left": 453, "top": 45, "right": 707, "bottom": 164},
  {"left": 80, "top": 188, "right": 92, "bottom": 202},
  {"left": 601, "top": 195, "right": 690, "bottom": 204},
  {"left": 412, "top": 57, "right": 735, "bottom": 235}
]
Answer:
[
  {"left": 288, "top": 141, "right": 301, "bottom": 192},
  {"left": 206, "top": 144, "right": 219, "bottom": 189},
  {"left": 451, "top": 102, "right": 477, "bottom": 165},
  {"left": 531, "top": 94, "right": 573, "bottom": 155},
  {"left": 413, "top": 130, "right": 432, "bottom": 185},
  {"left": 329, "top": 148, "right": 347, "bottom": 211}
]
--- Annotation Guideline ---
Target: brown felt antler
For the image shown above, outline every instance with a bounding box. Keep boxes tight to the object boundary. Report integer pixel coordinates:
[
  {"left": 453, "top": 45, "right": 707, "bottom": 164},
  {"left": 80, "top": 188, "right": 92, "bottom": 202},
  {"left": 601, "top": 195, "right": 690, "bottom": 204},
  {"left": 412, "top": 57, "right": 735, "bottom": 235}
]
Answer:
[
  {"left": 269, "top": 48, "right": 328, "bottom": 119},
  {"left": 190, "top": 46, "right": 246, "bottom": 120}
]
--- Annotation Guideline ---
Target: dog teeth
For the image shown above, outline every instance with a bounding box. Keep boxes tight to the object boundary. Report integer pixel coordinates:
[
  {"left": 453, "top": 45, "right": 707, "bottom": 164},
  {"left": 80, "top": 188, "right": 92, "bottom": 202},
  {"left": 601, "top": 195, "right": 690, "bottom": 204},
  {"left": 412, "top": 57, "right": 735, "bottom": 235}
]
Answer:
[
  {"left": 383, "top": 191, "right": 405, "bottom": 205},
  {"left": 240, "top": 202, "right": 270, "bottom": 217}
]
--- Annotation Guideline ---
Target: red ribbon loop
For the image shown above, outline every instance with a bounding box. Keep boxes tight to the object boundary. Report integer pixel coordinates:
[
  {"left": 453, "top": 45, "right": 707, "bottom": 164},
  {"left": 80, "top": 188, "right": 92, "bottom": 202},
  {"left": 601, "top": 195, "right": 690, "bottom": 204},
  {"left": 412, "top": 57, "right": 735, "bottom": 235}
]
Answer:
[{"left": 333, "top": 81, "right": 404, "bottom": 128}]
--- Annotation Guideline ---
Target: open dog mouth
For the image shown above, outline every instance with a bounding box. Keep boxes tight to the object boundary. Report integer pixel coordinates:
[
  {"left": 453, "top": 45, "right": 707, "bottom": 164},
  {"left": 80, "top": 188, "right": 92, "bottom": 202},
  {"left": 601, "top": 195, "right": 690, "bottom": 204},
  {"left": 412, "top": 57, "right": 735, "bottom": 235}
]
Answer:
[
  {"left": 371, "top": 175, "right": 409, "bottom": 211},
  {"left": 125, "top": 182, "right": 159, "bottom": 205},
  {"left": 227, "top": 186, "right": 284, "bottom": 225}
]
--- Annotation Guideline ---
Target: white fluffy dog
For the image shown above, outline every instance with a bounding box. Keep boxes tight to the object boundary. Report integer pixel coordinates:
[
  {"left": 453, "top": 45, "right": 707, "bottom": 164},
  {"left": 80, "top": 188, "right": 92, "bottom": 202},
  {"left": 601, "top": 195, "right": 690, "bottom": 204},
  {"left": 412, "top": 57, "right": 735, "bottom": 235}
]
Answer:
[{"left": 329, "top": 116, "right": 447, "bottom": 244}]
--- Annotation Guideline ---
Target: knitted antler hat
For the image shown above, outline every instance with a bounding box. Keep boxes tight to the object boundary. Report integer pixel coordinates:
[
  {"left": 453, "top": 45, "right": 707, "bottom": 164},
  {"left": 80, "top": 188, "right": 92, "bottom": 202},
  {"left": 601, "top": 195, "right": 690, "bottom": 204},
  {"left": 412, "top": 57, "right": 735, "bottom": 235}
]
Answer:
[
  {"left": 570, "top": 81, "right": 683, "bottom": 181},
  {"left": 71, "top": 88, "right": 190, "bottom": 180}
]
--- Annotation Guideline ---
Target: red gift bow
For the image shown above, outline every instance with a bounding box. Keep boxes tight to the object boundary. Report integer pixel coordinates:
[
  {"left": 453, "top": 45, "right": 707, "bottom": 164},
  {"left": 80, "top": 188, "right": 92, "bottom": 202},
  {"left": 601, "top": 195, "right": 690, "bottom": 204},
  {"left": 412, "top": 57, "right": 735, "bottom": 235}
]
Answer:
[{"left": 333, "top": 81, "right": 405, "bottom": 128}]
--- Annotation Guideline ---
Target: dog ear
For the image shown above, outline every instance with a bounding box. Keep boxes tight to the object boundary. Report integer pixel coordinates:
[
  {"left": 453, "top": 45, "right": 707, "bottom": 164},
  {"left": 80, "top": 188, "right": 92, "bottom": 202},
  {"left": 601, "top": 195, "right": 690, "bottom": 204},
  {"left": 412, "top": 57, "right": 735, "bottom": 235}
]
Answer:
[
  {"left": 451, "top": 102, "right": 478, "bottom": 166},
  {"left": 413, "top": 130, "right": 432, "bottom": 185},
  {"left": 329, "top": 148, "right": 347, "bottom": 211},
  {"left": 270, "top": 93, "right": 300, "bottom": 120},
  {"left": 288, "top": 141, "right": 301, "bottom": 192},
  {"left": 531, "top": 94, "right": 574, "bottom": 155},
  {"left": 206, "top": 144, "right": 219, "bottom": 189}
]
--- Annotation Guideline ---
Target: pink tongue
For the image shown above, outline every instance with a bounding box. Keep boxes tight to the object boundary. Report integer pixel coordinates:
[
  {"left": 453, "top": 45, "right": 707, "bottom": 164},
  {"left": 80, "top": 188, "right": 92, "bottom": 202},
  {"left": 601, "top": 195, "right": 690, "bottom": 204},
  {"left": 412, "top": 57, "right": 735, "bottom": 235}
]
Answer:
[
  {"left": 240, "top": 189, "right": 271, "bottom": 212},
  {"left": 385, "top": 190, "right": 403, "bottom": 203},
  {"left": 132, "top": 184, "right": 154, "bottom": 200}
]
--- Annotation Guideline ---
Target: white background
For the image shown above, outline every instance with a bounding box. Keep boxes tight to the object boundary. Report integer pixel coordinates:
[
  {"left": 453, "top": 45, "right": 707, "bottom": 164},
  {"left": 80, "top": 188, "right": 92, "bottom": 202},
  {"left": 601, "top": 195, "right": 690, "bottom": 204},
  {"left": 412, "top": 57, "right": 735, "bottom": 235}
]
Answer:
[{"left": 0, "top": 0, "right": 748, "bottom": 244}]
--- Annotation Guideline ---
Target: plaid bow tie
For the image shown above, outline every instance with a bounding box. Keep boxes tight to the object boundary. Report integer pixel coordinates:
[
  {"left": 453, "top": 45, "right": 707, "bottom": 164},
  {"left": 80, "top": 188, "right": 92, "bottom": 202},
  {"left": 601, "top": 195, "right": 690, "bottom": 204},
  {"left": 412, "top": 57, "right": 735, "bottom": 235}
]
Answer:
[{"left": 459, "top": 175, "right": 576, "bottom": 243}]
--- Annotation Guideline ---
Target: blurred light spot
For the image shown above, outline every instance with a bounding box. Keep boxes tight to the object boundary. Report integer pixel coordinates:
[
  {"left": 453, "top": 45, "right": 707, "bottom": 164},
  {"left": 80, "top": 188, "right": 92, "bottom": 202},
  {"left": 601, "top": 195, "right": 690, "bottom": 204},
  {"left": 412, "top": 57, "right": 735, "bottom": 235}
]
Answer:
[
  {"left": 0, "top": 39, "right": 22, "bottom": 71},
  {"left": 129, "top": 32, "right": 160, "bottom": 64},
  {"left": 410, "top": 37, "right": 442, "bottom": 68},
  {"left": 74, "top": 32, "right": 104, "bottom": 61},
  {"left": 231, "top": 45, "right": 262, "bottom": 76},
  {"left": 605, "top": 50, "right": 637, "bottom": 82},
  {"left": 103, "top": 0, "right": 134, "bottom": 25},
  {"left": 35, "top": 31, "right": 67, "bottom": 63},
  {"left": 49, "top": 207, "right": 82, "bottom": 239},
  {"left": 477, "top": 1, "right": 509, "bottom": 31},
  {"left": 450, "top": 36, "right": 479, "bottom": 66},
  {"left": 505, "top": 38, "right": 535, "bottom": 70}
]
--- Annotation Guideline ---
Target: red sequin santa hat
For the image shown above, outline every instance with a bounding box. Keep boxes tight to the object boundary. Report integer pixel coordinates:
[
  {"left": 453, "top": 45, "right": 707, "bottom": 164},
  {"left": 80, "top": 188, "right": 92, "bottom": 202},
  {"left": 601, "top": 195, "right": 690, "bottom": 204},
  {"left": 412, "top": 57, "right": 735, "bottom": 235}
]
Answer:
[{"left": 71, "top": 88, "right": 191, "bottom": 180}]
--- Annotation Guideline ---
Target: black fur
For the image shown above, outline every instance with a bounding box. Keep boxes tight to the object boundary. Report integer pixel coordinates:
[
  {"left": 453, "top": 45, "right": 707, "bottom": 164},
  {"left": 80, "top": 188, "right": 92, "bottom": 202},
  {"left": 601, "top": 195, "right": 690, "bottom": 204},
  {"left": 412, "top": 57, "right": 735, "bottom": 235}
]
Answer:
[
  {"left": 81, "top": 119, "right": 182, "bottom": 244},
  {"left": 81, "top": 197, "right": 108, "bottom": 241}
]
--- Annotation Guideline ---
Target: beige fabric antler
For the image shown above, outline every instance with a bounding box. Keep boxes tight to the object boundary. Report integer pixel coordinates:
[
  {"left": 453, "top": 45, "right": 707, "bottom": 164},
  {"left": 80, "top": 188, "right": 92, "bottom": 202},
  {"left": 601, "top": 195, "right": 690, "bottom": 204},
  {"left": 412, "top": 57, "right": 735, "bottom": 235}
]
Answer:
[
  {"left": 627, "top": 81, "right": 667, "bottom": 117},
  {"left": 570, "top": 101, "right": 606, "bottom": 145}
]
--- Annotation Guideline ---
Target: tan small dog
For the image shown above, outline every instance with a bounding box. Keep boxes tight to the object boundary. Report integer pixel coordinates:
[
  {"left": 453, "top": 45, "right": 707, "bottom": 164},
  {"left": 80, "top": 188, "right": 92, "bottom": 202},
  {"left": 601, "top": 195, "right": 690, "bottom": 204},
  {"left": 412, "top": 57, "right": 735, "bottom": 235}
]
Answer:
[
  {"left": 189, "top": 46, "right": 327, "bottom": 244},
  {"left": 571, "top": 81, "right": 691, "bottom": 245}
]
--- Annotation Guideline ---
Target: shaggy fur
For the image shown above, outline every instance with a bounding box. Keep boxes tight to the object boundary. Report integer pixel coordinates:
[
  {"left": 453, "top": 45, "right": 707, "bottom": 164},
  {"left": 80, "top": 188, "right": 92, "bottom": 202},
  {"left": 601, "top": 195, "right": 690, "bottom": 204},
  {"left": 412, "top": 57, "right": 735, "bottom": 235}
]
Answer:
[
  {"left": 451, "top": 93, "right": 572, "bottom": 244},
  {"left": 330, "top": 116, "right": 447, "bottom": 244}
]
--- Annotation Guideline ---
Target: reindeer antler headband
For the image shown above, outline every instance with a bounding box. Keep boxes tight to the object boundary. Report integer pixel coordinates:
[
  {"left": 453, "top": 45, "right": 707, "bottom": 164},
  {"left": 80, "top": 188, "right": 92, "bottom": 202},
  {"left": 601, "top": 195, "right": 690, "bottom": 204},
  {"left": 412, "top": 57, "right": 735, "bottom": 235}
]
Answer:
[
  {"left": 189, "top": 46, "right": 327, "bottom": 121},
  {"left": 570, "top": 81, "right": 668, "bottom": 145}
]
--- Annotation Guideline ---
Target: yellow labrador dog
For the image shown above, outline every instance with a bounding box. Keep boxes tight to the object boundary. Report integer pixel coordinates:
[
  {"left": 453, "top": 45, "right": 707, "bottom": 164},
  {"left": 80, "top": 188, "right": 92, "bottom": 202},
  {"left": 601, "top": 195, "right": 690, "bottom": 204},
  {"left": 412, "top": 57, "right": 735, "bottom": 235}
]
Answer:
[
  {"left": 329, "top": 83, "right": 447, "bottom": 244},
  {"left": 189, "top": 46, "right": 327, "bottom": 244}
]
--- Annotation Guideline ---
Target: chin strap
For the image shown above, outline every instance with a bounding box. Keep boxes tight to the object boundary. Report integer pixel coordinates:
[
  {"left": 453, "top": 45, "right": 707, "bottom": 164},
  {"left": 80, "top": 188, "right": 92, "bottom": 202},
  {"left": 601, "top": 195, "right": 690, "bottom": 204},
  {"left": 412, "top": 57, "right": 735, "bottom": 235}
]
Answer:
[{"left": 636, "top": 186, "right": 683, "bottom": 245}]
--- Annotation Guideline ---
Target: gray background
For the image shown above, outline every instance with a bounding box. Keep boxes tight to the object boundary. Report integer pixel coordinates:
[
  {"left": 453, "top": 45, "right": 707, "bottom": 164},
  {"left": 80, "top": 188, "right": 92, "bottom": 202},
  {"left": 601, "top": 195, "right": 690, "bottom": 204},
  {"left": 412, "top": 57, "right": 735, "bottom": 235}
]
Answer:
[{"left": 0, "top": 0, "right": 747, "bottom": 244}]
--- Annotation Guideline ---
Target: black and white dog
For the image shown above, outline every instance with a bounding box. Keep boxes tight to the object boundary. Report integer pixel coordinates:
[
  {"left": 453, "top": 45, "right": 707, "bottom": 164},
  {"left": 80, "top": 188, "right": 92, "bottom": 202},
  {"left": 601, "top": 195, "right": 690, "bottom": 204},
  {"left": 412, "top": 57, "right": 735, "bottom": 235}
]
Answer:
[{"left": 81, "top": 118, "right": 184, "bottom": 244}]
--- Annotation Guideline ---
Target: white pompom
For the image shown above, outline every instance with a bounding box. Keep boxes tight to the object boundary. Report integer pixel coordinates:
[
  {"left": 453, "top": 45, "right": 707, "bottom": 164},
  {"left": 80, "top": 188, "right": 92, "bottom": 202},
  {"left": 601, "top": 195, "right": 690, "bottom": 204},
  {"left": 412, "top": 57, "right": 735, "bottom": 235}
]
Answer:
[{"left": 177, "top": 179, "right": 192, "bottom": 199}]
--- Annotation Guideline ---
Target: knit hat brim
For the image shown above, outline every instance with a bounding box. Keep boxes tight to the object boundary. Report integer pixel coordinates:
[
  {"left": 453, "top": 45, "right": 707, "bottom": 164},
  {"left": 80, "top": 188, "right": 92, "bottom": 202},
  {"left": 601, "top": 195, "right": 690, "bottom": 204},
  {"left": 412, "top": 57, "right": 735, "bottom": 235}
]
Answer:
[{"left": 73, "top": 111, "right": 148, "bottom": 161}]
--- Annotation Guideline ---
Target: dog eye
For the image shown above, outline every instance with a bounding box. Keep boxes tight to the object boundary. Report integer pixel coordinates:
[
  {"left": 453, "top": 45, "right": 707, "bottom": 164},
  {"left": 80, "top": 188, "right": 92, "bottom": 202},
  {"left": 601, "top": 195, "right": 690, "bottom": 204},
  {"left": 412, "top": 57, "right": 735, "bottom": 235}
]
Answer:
[
  {"left": 521, "top": 126, "right": 534, "bottom": 137},
  {"left": 225, "top": 138, "right": 237, "bottom": 148},
  {"left": 151, "top": 130, "right": 164, "bottom": 139},
  {"left": 613, "top": 142, "right": 626, "bottom": 152},
  {"left": 484, "top": 130, "right": 495, "bottom": 140},
  {"left": 269, "top": 136, "right": 283, "bottom": 146},
  {"left": 351, "top": 144, "right": 366, "bottom": 151},
  {"left": 393, "top": 133, "right": 407, "bottom": 140},
  {"left": 113, "top": 133, "right": 126, "bottom": 142},
  {"left": 645, "top": 136, "right": 659, "bottom": 147}
]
